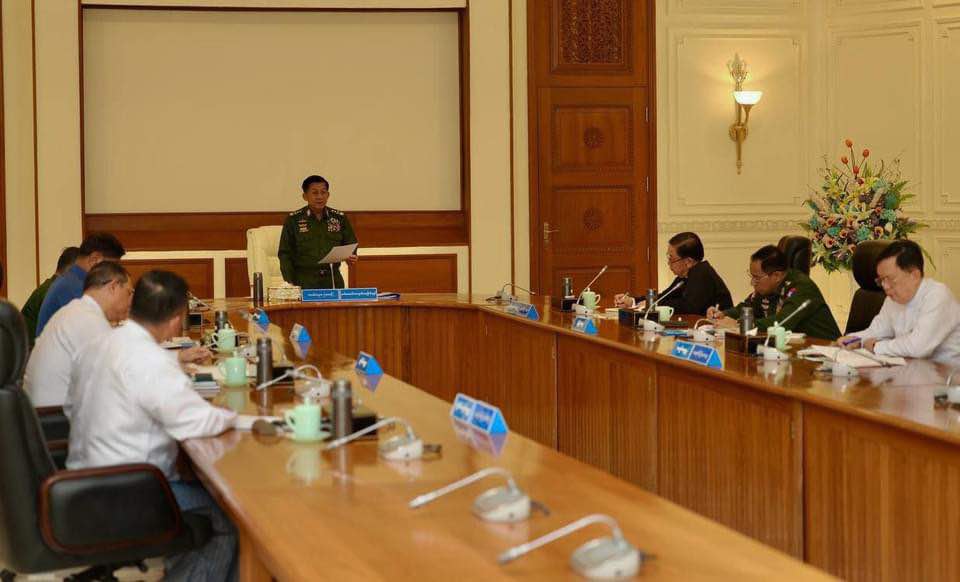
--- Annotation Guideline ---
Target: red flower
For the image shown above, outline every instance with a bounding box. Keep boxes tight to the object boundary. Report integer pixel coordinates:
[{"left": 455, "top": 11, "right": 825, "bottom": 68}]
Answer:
[
  {"left": 853, "top": 165, "right": 860, "bottom": 175},
  {"left": 857, "top": 178, "right": 864, "bottom": 185},
  {"left": 862, "top": 149, "right": 870, "bottom": 158},
  {"left": 841, "top": 156, "right": 849, "bottom": 164},
  {"left": 845, "top": 139, "right": 854, "bottom": 148}
]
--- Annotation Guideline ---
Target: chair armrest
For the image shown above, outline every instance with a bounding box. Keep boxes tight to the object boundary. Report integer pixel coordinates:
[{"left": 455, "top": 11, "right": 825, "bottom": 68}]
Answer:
[{"left": 40, "top": 463, "right": 182, "bottom": 554}]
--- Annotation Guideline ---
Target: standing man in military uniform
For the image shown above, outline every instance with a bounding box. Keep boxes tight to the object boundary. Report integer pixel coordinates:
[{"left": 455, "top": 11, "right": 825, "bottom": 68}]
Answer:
[
  {"left": 278, "top": 175, "right": 358, "bottom": 289},
  {"left": 707, "top": 244, "right": 840, "bottom": 340}
]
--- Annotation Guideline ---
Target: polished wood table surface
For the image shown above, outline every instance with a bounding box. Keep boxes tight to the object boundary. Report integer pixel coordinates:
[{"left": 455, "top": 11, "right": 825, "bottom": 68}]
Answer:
[
  {"left": 182, "top": 303, "right": 831, "bottom": 581},
  {"left": 187, "top": 294, "right": 960, "bottom": 581}
]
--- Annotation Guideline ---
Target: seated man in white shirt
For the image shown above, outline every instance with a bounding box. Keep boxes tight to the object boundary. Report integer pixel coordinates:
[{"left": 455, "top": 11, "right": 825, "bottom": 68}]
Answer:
[
  {"left": 838, "top": 239, "right": 960, "bottom": 362},
  {"left": 67, "top": 270, "right": 238, "bottom": 581},
  {"left": 24, "top": 261, "right": 133, "bottom": 407}
]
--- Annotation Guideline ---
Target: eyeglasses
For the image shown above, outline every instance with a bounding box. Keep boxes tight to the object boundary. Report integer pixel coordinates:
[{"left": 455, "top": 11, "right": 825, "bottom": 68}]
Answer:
[
  {"left": 747, "top": 271, "right": 770, "bottom": 283},
  {"left": 666, "top": 254, "right": 685, "bottom": 265},
  {"left": 875, "top": 273, "right": 903, "bottom": 289}
]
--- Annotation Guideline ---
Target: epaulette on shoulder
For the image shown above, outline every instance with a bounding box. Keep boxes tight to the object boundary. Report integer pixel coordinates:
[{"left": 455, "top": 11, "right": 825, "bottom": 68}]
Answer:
[{"left": 327, "top": 207, "right": 344, "bottom": 216}]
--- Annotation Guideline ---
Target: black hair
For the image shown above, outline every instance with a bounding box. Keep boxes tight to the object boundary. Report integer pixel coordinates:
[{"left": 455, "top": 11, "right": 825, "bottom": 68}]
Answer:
[
  {"left": 78, "top": 233, "right": 126, "bottom": 260},
  {"left": 302, "top": 175, "right": 330, "bottom": 192},
  {"left": 751, "top": 245, "right": 788, "bottom": 274},
  {"left": 668, "top": 232, "right": 705, "bottom": 262},
  {"left": 56, "top": 247, "right": 82, "bottom": 274},
  {"left": 877, "top": 239, "right": 924, "bottom": 276},
  {"left": 83, "top": 261, "right": 129, "bottom": 292},
  {"left": 130, "top": 270, "right": 189, "bottom": 325}
]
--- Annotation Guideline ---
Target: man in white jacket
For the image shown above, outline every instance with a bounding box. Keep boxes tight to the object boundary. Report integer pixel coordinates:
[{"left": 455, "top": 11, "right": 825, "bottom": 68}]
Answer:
[
  {"left": 839, "top": 239, "right": 960, "bottom": 362},
  {"left": 67, "top": 270, "right": 238, "bottom": 581},
  {"left": 24, "top": 261, "right": 133, "bottom": 407}
]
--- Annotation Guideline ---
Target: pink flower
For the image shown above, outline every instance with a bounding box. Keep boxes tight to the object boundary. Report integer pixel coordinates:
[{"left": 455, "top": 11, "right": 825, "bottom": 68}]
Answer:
[{"left": 845, "top": 138, "right": 854, "bottom": 148}]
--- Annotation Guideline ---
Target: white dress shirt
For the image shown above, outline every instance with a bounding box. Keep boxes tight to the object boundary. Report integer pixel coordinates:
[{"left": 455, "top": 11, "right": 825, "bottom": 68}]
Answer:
[
  {"left": 856, "top": 278, "right": 960, "bottom": 362},
  {"left": 66, "top": 320, "right": 236, "bottom": 480},
  {"left": 23, "top": 295, "right": 111, "bottom": 407}
]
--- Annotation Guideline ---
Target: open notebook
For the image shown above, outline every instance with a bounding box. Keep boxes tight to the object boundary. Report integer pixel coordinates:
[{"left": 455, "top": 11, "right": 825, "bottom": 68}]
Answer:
[{"left": 800, "top": 345, "right": 906, "bottom": 368}]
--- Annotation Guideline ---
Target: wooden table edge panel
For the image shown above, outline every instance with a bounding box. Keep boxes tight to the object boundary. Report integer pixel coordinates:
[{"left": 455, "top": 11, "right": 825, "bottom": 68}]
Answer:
[
  {"left": 250, "top": 295, "right": 960, "bottom": 449},
  {"left": 183, "top": 300, "right": 835, "bottom": 582}
]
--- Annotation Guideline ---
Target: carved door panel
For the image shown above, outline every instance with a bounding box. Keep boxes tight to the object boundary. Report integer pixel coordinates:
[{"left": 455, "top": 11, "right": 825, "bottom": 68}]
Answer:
[
  {"left": 538, "top": 87, "right": 649, "bottom": 304},
  {"left": 529, "top": 0, "right": 655, "bottom": 303}
]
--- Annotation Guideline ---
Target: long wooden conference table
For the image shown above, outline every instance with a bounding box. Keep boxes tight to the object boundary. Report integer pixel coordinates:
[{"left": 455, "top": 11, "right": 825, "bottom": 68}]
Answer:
[{"left": 183, "top": 293, "right": 960, "bottom": 580}]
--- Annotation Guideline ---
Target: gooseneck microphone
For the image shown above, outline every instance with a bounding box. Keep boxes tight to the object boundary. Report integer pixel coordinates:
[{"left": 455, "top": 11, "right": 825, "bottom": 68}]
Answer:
[
  {"left": 498, "top": 513, "right": 645, "bottom": 579},
  {"left": 489, "top": 283, "right": 537, "bottom": 303},
  {"left": 255, "top": 364, "right": 325, "bottom": 392},
  {"left": 325, "top": 416, "right": 423, "bottom": 461},
  {"left": 576, "top": 265, "right": 608, "bottom": 304},
  {"left": 761, "top": 299, "right": 812, "bottom": 360},
  {"left": 410, "top": 467, "right": 542, "bottom": 523}
]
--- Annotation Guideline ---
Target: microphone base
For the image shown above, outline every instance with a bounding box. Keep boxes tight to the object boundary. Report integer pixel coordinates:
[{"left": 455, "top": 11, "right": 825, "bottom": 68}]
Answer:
[
  {"left": 571, "top": 537, "right": 641, "bottom": 580},
  {"left": 472, "top": 487, "right": 531, "bottom": 523},
  {"left": 379, "top": 435, "right": 424, "bottom": 461}
]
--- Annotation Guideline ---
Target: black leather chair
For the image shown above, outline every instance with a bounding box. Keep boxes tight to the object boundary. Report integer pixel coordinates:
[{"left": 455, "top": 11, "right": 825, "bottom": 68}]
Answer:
[
  {"left": 0, "top": 301, "right": 212, "bottom": 581},
  {"left": 778, "top": 235, "right": 813, "bottom": 275},
  {"left": 845, "top": 241, "right": 892, "bottom": 335}
]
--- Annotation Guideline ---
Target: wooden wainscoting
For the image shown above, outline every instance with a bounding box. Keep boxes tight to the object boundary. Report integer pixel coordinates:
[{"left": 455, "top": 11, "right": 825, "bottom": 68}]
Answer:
[
  {"left": 84, "top": 211, "right": 467, "bottom": 252},
  {"left": 225, "top": 257, "right": 250, "bottom": 298},
  {"left": 121, "top": 258, "right": 214, "bottom": 299},
  {"left": 348, "top": 254, "right": 458, "bottom": 293}
]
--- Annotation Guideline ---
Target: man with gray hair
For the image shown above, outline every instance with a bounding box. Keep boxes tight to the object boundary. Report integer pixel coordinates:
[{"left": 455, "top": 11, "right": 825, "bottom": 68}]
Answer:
[{"left": 24, "top": 261, "right": 134, "bottom": 408}]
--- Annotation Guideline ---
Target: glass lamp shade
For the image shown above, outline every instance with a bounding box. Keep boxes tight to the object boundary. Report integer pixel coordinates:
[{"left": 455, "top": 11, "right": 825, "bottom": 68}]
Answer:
[{"left": 733, "top": 90, "right": 763, "bottom": 106}]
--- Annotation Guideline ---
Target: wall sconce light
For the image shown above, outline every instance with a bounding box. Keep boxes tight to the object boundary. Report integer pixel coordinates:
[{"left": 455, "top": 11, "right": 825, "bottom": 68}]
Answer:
[{"left": 727, "top": 53, "right": 762, "bottom": 174}]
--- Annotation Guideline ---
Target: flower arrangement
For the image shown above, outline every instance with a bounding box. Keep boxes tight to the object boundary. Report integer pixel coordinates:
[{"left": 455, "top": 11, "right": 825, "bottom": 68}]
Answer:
[{"left": 800, "top": 138, "right": 925, "bottom": 273}]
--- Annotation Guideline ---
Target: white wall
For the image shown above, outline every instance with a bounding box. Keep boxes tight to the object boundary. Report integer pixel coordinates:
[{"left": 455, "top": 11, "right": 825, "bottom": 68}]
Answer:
[{"left": 657, "top": 0, "right": 960, "bottom": 329}]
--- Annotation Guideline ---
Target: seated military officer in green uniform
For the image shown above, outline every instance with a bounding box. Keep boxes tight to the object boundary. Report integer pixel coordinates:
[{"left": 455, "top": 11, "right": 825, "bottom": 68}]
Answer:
[
  {"left": 707, "top": 244, "right": 841, "bottom": 341},
  {"left": 278, "top": 175, "right": 358, "bottom": 289}
]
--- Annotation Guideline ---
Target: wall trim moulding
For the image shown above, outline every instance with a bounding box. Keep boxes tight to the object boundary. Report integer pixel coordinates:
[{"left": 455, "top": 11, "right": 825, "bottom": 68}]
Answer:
[
  {"left": 657, "top": 218, "right": 805, "bottom": 233},
  {"left": 933, "top": 17, "right": 960, "bottom": 214},
  {"left": 666, "top": 28, "right": 808, "bottom": 218},
  {"left": 80, "top": 1, "right": 468, "bottom": 7},
  {"left": 669, "top": 0, "right": 802, "bottom": 17},
  {"left": 828, "top": 0, "right": 923, "bottom": 18},
  {"left": 826, "top": 21, "right": 926, "bottom": 215},
  {"left": 84, "top": 210, "right": 468, "bottom": 251}
]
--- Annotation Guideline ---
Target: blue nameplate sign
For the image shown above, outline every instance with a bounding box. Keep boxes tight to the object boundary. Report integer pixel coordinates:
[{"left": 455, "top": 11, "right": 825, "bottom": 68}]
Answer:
[
  {"left": 451, "top": 418, "right": 508, "bottom": 457},
  {"left": 252, "top": 309, "right": 270, "bottom": 328},
  {"left": 292, "top": 339, "right": 311, "bottom": 360},
  {"left": 571, "top": 316, "right": 598, "bottom": 335},
  {"left": 670, "top": 340, "right": 722, "bottom": 369},
  {"left": 505, "top": 301, "right": 539, "bottom": 320},
  {"left": 289, "top": 323, "right": 311, "bottom": 343},
  {"left": 355, "top": 351, "right": 383, "bottom": 375},
  {"left": 451, "top": 393, "right": 477, "bottom": 423},
  {"left": 340, "top": 287, "right": 378, "bottom": 301},
  {"left": 449, "top": 393, "right": 508, "bottom": 434},
  {"left": 359, "top": 373, "right": 383, "bottom": 392},
  {"left": 469, "top": 401, "right": 509, "bottom": 434},
  {"left": 302, "top": 288, "right": 378, "bottom": 302}
]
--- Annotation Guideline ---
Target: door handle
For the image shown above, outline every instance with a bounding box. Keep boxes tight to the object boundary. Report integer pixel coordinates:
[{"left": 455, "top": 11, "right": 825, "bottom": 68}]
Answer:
[{"left": 543, "top": 222, "right": 560, "bottom": 242}]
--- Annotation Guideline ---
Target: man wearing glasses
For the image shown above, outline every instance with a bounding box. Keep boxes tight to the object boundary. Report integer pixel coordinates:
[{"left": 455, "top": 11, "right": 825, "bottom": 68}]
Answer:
[
  {"left": 708, "top": 244, "right": 840, "bottom": 340},
  {"left": 837, "top": 240, "right": 960, "bottom": 362},
  {"left": 614, "top": 232, "right": 733, "bottom": 316}
]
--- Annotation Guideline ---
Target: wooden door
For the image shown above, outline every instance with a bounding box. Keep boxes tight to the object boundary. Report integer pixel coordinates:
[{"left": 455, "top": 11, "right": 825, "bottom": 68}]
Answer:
[{"left": 528, "top": 0, "right": 656, "bottom": 304}]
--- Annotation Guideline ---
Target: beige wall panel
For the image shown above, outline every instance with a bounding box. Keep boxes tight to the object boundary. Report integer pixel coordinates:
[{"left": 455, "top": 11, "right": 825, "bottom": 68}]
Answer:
[
  {"left": 512, "top": 0, "right": 530, "bottom": 290},
  {"left": 668, "top": 0, "right": 802, "bottom": 16},
  {"left": 82, "top": 9, "right": 461, "bottom": 213},
  {"left": 34, "top": 0, "right": 83, "bottom": 280},
  {"left": 934, "top": 18, "right": 960, "bottom": 215},
  {"left": 828, "top": 24, "right": 924, "bottom": 214},
  {"left": 667, "top": 30, "right": 806, "bottom": 218},
  {"left": 2, "top": 0, "right": 38, "bottom": 303},
  {"left": 828, "top": 0, "right": 923, "bottom": 16},
  {"left": 468, "top": 0, "right": 512, "bottom": 295}
]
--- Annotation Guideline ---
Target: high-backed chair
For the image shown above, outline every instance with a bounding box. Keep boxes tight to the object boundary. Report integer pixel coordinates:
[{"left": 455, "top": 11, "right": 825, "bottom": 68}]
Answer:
[
  {"left": 0, "top": 300, "right": 212, "bottom": 580},
  {"left": 245, "top": 225, "right": 349, "bottom": 292},
  {"left": 845, "top": 240, "right": 892, "bottom": 335},
  {"left": 778, "top": 235, "right": 813, "bottom": 275}
]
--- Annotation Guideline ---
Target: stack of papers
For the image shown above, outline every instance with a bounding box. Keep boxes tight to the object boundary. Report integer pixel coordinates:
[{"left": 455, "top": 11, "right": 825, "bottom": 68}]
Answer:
[
  {"left": 161, "top": 336, "right": 196, "bottom": 349},
  {"left": 799, "top": 345, "right": 906, "bottom": 368}
]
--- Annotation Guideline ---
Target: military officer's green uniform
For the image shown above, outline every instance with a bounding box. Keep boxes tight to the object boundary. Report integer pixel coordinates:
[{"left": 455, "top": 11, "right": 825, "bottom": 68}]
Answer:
[
  {"left": 278, "top": 206, "right": 357, "bottom": 289},
  {"left": 723, "top": 268, "right": 841, "bottom": 341}
]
